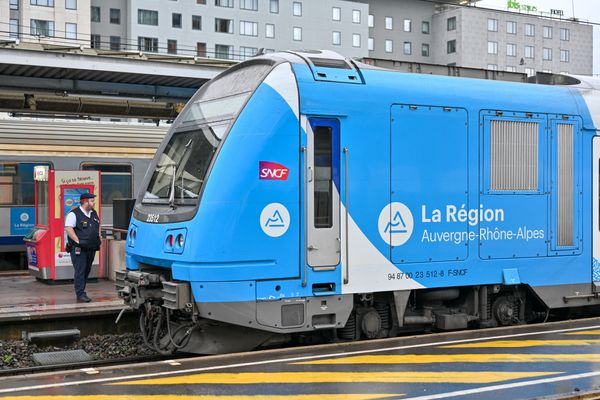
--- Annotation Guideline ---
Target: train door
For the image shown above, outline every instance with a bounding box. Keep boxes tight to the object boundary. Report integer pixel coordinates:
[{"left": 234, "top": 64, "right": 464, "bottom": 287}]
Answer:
[
  {"left": 305, "top": 118, "right": 341, "bottom": 269},
  {"left": 549, "top": 117, "right": 582, "bottom": 256},
  {"left": 593, "top": 136, "right": 600, "bottom": 283}
]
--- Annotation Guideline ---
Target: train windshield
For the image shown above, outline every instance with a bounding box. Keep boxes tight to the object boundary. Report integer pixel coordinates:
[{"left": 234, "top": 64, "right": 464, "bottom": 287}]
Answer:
[
  {"left": 143, "top": 126, "right": 219, "bottom": 205},
  {"left": 142, "top": 61, "right": 273, "bottom": 206}
]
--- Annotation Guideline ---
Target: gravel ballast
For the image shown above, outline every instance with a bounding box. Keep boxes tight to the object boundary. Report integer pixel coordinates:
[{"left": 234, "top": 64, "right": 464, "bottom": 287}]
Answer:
[{"left": 0, "top": 333, "right": 157, "bottom": 369}]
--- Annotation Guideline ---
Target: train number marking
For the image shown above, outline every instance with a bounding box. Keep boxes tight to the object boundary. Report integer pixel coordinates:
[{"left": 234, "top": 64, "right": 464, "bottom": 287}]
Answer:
[{"left": 146, "top": 214, "right": 160, "bottom": 223}]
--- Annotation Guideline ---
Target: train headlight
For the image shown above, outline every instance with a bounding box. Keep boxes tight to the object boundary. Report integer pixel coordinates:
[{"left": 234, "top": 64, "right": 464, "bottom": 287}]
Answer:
[
  {"left": 164, "top": 229, "right": 186, "bottom": 254},
  {"left": 127, "top": 225, "right": 137, "bottom": 247},
  {"left": 166, "top": 235, "right": 175, "bottom": 248}
]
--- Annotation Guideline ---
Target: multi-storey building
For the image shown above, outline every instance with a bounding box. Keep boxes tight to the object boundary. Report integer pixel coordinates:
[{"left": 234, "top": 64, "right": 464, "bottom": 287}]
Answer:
[
  {"left": 363, "top": 0, "right": 592, "bottom": 75},
  {"left": 90, "top": 0, "right": 369, "bottom": 60},
  {"left": 4, "top": 0, "right": 91, "bottom": 46},
  {"left": 0, "top": 0, "right": 593, "bottom": 75}
]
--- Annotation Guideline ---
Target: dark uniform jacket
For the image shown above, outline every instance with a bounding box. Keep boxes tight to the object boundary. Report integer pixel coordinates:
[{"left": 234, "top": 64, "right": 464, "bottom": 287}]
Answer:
[{"left": 67, "top": 207, "right": 101, "bottom": 251}]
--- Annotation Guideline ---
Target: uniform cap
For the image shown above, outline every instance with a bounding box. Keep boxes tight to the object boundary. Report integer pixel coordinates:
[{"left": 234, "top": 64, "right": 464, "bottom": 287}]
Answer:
[{"left": 80, "top": 193, "right": 97, "bottom": 200}]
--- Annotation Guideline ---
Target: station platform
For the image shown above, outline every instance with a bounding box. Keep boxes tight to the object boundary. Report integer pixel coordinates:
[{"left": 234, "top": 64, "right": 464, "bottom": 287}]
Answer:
[
  {"left": 3, "top": 318, "right": 600, "bottom": 399},
  {"left": 0, "top": 273, "right": 123, "bottom": 325}
]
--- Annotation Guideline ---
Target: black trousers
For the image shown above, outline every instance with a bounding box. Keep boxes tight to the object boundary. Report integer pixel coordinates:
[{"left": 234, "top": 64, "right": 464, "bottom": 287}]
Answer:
[{"left": 70, "top": 248, "right": 96, "bottom": 298}]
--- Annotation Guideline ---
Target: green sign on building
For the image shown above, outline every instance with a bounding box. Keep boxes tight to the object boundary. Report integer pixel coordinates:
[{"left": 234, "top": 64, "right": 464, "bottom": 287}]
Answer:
[{"left": 507, "top": 0, "right": 538, "bottom": 12}]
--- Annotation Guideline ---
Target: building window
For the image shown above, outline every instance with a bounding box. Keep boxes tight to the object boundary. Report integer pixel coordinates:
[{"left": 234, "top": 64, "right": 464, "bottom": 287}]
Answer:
[
  {"left": 543, "top": 26, "right": 552, "bottom": 39},
  {"left": 192, "top": 15, "right": 202, "bottom": 30},
  {"left": 265, "top": 23, "right": 275, "bottom": 38},
  {"left": 560, "top": 28, "right": 570, "bottom": 41},
  {"left": 561, "top": 49, "right": 570, "bottom": 62},
  {"left": 525, "top": 67, "right": 535, "bottom": 77},
  {"left": 91, "top": 6, "right": 100, "bottom": 22},
  {"left": 368, "top": 14, "right": 374, "bottom": 28},
  {"left": 403, "top": 19, "right": 411, "bottom": 32},
  {"left": 9, "top": 19, "right": 19, "bottom": 38},
  {"left": 542, "top": 69, "right": 552, "bottom": 73},
  {"left": 506, "top": 66, "right": 516, "bottom": 72},
  {"left": 30, "top": 0, "right": 54, "bottom": 6},
  {"left": 422, "top": 43, "right": 429, "bottom": 57},
  {"left": 353, "top": 33, "right": 360, "bottom": 47},
  {"left": 543, "top": 47, "right": 552, "bottom": 61},
  {"left": 447, "top": 16, "right": 456, "bottom": 31},
  {"left": 110, "top": 36, "right": 120, "bottom": 50},
  {"left": 293, "top": 2, "right": 302, "bottom": 16},
  {"left": 167, "top": 39, "right": 177, "bottom": 54},
  {"left": 90, "top": 34, "right": 101, "bottom": 48},
  {"left": 507, "top": 43, "right": 517, "bottom": 57},
  {"left": 293, "top": 26, "right": 302, "bottom": 41},
  {"left": 110, "top": 9, "right": 121, "bottom": 24},
  {"left": 215, "top": 18, "right": 233, "bottom": 33},
  {"left": 487, "top": 64, "right": 498, "bottom": 71},
  {"left": 332, "top": 31, "right": 341, "bottom": 45},
  {"left": 30, "top": 19, "right": 54, "bottom": 36},
  {"left": 525, "top": 23, "right": 535, "bottom": 37},
  {"left": 385, "top": 16, "right": 393, "bottom": 30},
  {"left": 215, "top": 0, "right": 233, "bottom": 7},
  {"left": 525, "top": 45, "right": 535, "bottom": 59},
  {"left": 196, "top": 42, "right": 206, "bottom": 57},
  {"left": 352, "top": 10, "right": 361, "bottom": 24},
  {"left": 215, "top": 44, "right": 232, "bottom": 59},
  {"left": 447, "top": 39, "right": 456, "bottom": 54},
  {"left": 385, "top": 39, "right": 393, "bottom": 53},
  {"left": 65, "top": 22, "right": 77, "bottom": 39},
  {"left": 172, "top": 13, "right": 182, "bottom": 28},
  {"left": 487, "top": 41, "right": 497, "bottom": 54},
  {"left": 368, "top": 37, "right": 374, "bottom": 51},
  {"left": 403, "top": 41, "right": 411, "bottom": 55},
  {"left": 269, "top": 0, "right": 278, "bottom": 13},
  {"left": 138, "top": 9, "right": 158, "bottom": 26},
  {"left": 332, "top": 7, "right": 341, "bottom": 21},
  {"left": 65, "top": 0, "right": 76, "bottom": 10},
  {"left": 240, "top": 46, "right": 258, "bottom": 60},
  {"left": 422, "top": 21, "right": 429, "bottom": 34},
  {"left": 82, "top": 164, "right": 132, "bottom": 205},
  {"left": 239, "top": 20, "right": 258, "bottom": 36},
  {"left": 507, "top": 21, "right": 517, "bottom": 34},
  {"left": 10, "top": 0, "right": 18, "bottom": 10},
  {"left": 240, "top": 0, "right": 258, "bottom": 11},
  {"left": 138, "top": 37, "right": 158, "bottom": 52},
  {"left": 487, "top": 18, "right": 497, "bottom": 32},
  {"left": 197, "top": 0, "right": 206, "bottom": 4}
]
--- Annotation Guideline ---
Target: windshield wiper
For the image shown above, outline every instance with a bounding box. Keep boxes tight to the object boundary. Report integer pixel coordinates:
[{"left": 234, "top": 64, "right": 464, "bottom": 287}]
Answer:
[{"left": 169, "top": 138, "right": 194, "bottom": 209}]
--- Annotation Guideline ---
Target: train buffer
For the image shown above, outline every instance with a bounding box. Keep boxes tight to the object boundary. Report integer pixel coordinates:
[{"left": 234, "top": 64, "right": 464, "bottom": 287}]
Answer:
[{"left": 3, "top": 317, "right": 600, "bottom": 399}]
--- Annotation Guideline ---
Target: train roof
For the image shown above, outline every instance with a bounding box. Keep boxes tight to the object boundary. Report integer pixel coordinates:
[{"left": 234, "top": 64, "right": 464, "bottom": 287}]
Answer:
[
  {"left": 263, "top": 50, "right": 599, "bottom": 131},
  {"left": 0, "top": 118, "right": 168, "bottom": 158}
]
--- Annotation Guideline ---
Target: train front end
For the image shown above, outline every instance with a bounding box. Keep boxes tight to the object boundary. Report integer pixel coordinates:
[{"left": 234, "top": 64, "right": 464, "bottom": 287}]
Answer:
[{"left": 116, "top": 55, "right": 307, "bottom": 354}]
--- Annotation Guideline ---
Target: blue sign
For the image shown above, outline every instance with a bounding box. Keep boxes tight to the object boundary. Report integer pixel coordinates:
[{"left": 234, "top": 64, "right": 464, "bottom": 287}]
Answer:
[{"left": 10, "top": 207, "right": 34, "bottom": 235}]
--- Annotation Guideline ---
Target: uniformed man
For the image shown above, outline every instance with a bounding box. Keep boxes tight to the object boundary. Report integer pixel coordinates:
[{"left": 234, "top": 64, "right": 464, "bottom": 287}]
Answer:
[{"left": 64, "top": 193, "right": 101, "bottom": 302}]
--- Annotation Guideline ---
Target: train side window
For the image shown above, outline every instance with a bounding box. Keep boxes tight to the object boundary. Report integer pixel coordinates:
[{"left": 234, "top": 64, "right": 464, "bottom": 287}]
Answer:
[
  {"left": 81, "top": 164, "right": 132, "bottom": 204},
  {"left": 0, "top": 162, "right": 52, "bottom": 206},
  {"left": 314, "top": 126, "right": 333, "bottom": 228}
]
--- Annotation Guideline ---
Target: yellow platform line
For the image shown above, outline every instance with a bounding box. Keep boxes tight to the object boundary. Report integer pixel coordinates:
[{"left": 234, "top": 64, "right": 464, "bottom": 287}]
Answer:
[
  {"left": 0, "top": 395, "right": 401, "bottom": 400},
  {"left": 442, "top": 339, "right": 600, "bottom": 348},
  {"left": 294, "top": 353, "right": 600, "bottom": 365},
  {"left": 565, "top": 330, "right": 600, "bottom": 335},
  {"left": 113, "top": 371, "right": 559, "bottom": 385}
]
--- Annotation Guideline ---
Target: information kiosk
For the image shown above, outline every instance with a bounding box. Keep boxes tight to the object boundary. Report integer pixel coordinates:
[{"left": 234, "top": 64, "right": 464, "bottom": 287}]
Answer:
[{"left": 25, "top": 166, "right": 103, "bottom": 281}]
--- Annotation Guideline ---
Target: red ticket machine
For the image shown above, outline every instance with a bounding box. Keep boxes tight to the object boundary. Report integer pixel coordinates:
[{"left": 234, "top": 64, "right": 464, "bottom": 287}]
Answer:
[{"left": 25, "top": 166, "right": 103, "bottom": 281}]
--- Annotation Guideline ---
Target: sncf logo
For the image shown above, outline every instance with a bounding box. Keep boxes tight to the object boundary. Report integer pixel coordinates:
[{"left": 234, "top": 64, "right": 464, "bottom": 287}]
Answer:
[{"left": 259, "top": 161, "right": 289, "bottom": 180}]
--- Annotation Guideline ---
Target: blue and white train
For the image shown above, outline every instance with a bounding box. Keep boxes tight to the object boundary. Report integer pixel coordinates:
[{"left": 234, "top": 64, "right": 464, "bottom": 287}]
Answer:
[{"left": 117, "top": 50, "right": 600, "bottom": 354}]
